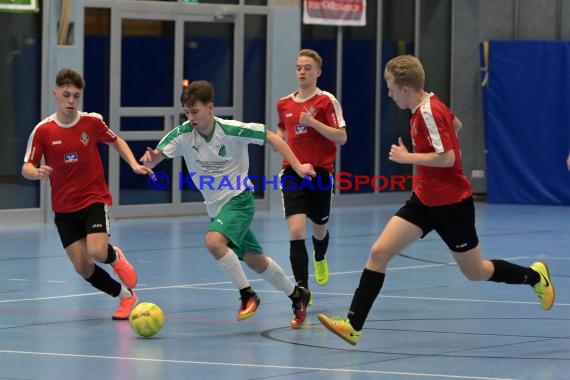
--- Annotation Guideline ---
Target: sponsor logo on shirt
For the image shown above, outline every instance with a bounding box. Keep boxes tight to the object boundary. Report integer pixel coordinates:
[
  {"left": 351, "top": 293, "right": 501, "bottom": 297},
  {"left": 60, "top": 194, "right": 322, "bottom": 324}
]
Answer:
[
  {"left": 294, "top": 124, "right": 308, "bottom": 134},
  {"left": 285, "top": 113, "right": 293, "bottom": 118},
  {"left": 52, "top": 140, "right": 62, "bottom": 145},
  {"left": 64, "top": 152, "right": 78, "bottom": 163}
]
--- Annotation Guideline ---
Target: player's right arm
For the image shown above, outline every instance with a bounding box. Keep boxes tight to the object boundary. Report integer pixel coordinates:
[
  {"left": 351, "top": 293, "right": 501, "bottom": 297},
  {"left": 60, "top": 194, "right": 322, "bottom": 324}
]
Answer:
[
  {"left": 21, "top": 162, "right": 53, "bottom": 181},
  {"left": 21, "top": 128, "right": 53, "bottom": 180}
]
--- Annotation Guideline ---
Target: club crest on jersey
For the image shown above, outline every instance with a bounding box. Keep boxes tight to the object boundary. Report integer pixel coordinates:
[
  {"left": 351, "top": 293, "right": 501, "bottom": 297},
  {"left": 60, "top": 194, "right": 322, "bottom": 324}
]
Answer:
[
  {"left": 64, "top": 152, "right": 78, "bottom": 163},
  {"left": 217, "top": 144, "right": 227, "bottom": 157},
  {"left": 294, "top": 124, "right": 308, "bottom": 134},
  {"left": 80, "top": 132, "right": 89, "bottom": 146}
]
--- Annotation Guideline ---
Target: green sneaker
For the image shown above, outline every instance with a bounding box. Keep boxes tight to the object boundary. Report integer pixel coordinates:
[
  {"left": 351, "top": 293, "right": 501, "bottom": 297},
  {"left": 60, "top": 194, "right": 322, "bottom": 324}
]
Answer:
[
  {"left": 318, "top": 313, "right": 362, "bottom": 345},
  {"left": 530, "top": 261, "right": 555, "bottom": 310},
  {"left": 313, "top": 251, "right": 329, "bottom": 286}
]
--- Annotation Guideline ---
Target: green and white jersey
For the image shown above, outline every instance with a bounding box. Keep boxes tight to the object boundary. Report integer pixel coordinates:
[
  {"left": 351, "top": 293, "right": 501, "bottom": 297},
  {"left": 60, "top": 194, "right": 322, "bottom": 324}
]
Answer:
[{"left": 156, "top": 116, "right": 267, "bottom": 217}]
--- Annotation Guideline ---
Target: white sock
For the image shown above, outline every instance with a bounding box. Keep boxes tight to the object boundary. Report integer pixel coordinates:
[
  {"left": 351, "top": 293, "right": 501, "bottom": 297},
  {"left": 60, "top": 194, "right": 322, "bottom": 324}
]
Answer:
[
  {"left": 258, "top": 257, "right": 295, "bottom": 296},
  {"left": 216, "top": 248, "right": 250, "bottom": 290},
  {"left": 119, "top": 286, "right": 132, "bottom": 299}
]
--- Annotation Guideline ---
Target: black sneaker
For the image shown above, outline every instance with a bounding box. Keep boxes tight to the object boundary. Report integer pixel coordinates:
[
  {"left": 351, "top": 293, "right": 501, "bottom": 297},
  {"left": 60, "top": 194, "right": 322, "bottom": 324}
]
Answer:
[
  {"left": 291, "top": 287, "right": 311, "bottom": 329},
  {"left": 237, "top": 288, "right": 261, "bottom": 321}
]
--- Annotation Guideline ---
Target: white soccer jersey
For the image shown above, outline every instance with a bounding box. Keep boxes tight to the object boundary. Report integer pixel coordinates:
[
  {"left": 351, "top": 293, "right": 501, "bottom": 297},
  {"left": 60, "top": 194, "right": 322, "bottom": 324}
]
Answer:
[{"left": 157, "top": 116, "right": 266, "bottom": 217}]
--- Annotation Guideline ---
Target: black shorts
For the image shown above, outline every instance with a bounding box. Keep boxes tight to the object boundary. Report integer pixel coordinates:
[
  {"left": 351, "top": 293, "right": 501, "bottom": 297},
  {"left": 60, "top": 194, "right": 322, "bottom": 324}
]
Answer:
[
  {"left": 54, "top": 203, "right": 110, "bottom": 248},
  {"left": 280, "top": 166, "right": 333, "bottom": 225},
  {"left": 395, "top": 193, "right": 479, "bottom": 252}
]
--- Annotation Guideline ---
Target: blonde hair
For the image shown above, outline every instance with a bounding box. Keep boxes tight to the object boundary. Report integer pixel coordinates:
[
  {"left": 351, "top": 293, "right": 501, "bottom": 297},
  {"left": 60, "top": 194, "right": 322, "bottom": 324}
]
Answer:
[
  {"left": 384, "top": 55, "right": 425, "bottom": 91},
  {"left": 298, "top": 49, "right": 322, "bottom": 69}
]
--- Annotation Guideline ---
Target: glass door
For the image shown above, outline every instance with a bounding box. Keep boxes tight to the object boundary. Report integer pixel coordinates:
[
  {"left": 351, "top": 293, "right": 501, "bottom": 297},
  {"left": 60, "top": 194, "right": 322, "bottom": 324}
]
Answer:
[{"left": 103, "top": 4, "right": 245, "bottom": 218}]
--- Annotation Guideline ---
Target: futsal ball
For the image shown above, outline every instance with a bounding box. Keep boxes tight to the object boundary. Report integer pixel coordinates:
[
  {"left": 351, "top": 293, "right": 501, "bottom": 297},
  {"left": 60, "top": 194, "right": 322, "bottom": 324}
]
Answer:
[{"left": 129, "top": 302, "right": 165, "bottom": 337}]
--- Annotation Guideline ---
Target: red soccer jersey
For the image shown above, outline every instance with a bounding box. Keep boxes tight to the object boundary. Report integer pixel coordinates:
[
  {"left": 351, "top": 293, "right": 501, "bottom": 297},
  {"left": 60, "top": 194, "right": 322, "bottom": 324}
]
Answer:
[
  {"left": 23, "top": 112, "right": 118, "bottom": 213},
  {"left": 410, "top": 93, "right": 472, "bottom": 206},
  {"left": 277, "top": 89, "right": 346, "bottom": 173}
]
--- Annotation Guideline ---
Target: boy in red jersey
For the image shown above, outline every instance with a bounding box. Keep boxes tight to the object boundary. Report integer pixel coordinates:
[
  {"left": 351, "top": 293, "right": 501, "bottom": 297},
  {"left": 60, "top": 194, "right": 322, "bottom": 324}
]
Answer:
[
  {"left": 21, "top": 68, "right": 153, "bottom": 320},
  {"left": 318, "top": 55, "right": 555, "bottom": 345},
  {"left": 276, "top": 49, "right": 347, "bottom": 314}
]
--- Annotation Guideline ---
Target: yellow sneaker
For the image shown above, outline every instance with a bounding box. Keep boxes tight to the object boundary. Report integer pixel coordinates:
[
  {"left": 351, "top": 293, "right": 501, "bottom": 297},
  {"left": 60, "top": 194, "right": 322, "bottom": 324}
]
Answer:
[
  {"left": 318, "top": 313, "right": 362, "bottom": 345},
  {"left": 313, "top": 251, "right": 329, "bottom": 286},
  {"left": 530, "top": 261, "right": 555, "bottom": 310}
]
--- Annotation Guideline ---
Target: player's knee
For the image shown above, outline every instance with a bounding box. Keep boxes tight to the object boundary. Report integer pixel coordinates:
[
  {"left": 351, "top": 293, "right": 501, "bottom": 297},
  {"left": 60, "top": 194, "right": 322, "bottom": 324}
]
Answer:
[
  {"left": 203, "top": 233, "right": 226, "bottom": 255},
  {"left": 289, "top": 226, "right": 305, "bottom": 240}
]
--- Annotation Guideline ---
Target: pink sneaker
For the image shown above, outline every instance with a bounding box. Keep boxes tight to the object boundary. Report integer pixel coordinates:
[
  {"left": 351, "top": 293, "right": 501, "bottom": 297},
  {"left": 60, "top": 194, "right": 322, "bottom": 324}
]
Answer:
[
  {"left": 112, "top": 291, "right": 138, "bottom": 320},
  {"left": 112, "top": 246, "right": 137, "bottom": 289}
]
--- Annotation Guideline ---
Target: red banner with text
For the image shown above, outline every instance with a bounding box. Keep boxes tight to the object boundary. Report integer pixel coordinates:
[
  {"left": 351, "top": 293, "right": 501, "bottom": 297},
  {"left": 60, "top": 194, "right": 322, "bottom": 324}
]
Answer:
[{"left": 303, "top": 0, "right": 366, "bottom": 26}]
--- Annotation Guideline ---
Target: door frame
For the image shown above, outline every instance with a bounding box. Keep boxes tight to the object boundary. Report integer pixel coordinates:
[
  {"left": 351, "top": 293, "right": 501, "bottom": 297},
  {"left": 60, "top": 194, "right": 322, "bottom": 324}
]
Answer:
[{"left": 100, "top": 1, "right": 255, "bottom": 218}]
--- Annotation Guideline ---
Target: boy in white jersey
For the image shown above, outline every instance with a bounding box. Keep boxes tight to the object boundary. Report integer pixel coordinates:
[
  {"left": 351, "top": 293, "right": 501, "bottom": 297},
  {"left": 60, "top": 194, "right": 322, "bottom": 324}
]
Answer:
[{"left": 140, "top": 80, "right": 315, "bottom": 328}]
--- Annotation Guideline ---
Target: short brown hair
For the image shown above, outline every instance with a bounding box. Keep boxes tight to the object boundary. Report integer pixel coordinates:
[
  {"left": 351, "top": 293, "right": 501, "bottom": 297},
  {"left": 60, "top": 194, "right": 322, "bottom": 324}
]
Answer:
[
  {"left": 180, "top": 80, "right": 214, "bottom": 106},
  {"left": 55, "top": 68, "right": 85, "bottom": 89},
  {"left": 384, "top": 55, "right": 425, "bottom": 91},
  {"left": 298, "top": 49, "right": 322, "bottom": 69}
]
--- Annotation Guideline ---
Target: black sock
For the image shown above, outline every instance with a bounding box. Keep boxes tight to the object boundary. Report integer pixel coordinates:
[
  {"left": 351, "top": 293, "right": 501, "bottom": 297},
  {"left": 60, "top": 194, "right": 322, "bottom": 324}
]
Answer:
[
  {"left": 488, "top": 259, "right": 540, "bottom": 285},
  {"left": 288, "top": 285, "right": 300, "bottom": 301},
  {"left": 348, "top": 268, "right": 385, "bottom": 331},
  {"left": 313, "top": 231, "right": 329, "bottom": 261},
  {"left": 86, "top": 264, "right": 121, "bottom": 297},
  {"left": 239, "top": 286, "right": 255, "bottom": 297},
  {"left": 290, "top": 239, "right": 308, "bottom": 289},
  {"left": 103, "top": 244, "right": 117, "bottom": 264}
]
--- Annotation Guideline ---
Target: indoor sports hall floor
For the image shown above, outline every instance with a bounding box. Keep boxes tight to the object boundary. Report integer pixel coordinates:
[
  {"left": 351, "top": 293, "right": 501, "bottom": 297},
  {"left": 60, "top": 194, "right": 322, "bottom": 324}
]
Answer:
[{"left": 1, "top": 202, "right": 569, "bottom": 380}]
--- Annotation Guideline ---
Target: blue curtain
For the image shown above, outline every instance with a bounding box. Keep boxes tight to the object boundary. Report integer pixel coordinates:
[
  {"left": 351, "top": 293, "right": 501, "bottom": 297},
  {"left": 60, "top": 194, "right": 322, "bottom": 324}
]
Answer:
[{"left": 481, "top": 40, "right": 570, "bottom": 205}]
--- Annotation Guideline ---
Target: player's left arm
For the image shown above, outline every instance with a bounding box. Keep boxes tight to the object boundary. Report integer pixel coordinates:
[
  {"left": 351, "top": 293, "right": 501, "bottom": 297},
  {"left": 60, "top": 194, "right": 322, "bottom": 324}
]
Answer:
[
  {"left": 389, "top": 137, "right": 455, "bottom": 167},
  {"left": 266, "top": 130, "right": 315, "bottom": 178},
  {"left": 299, "top": 101, "right": 347, "bottom": 145},
  {"left": 453, "top": 116, "right": 463, "bottom": 133},
  {"left": 111, "top": 137, "right": 154, "bottom": 176},
  {"left": 390, "top": 109, "right": 456, "bottom": 168}
]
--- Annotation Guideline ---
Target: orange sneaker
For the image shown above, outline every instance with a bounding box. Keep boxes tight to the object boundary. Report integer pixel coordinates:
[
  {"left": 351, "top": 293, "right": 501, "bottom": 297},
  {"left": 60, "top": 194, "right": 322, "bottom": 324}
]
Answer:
[
  {"left": 291, "top": 287, "right": 311, "bottom": 329},
  {"left": 237, "top": 290, "right": 260, "bottom": 321},
  {"left": 112, "top": 246, "right": 137, "bottom": 289},
  {"left": 112, "top": 291, "right": 138, "bottom": 320}
]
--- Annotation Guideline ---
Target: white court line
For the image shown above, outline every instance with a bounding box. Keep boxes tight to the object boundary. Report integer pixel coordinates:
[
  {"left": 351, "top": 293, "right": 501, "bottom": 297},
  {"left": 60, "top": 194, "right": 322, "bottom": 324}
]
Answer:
[
  {"left": 0, "top": 349, "right": 519, "bottom": 380},
  {"left": 2, "top": 260, "right": 566, "bottom": 307}
]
